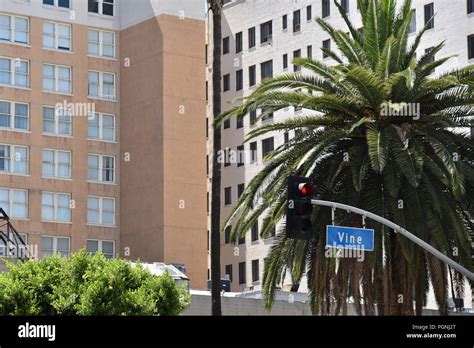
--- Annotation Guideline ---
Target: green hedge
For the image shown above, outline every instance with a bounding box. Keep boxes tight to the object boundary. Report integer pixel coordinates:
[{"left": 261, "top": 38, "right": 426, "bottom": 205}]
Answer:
[{"left": 0, "top": 250, "right": 190, "bottom": 316}]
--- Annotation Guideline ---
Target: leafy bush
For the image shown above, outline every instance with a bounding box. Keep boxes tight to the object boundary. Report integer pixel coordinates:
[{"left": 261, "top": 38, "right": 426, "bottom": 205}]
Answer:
[{"left": 0, "top": 251, "right": 190, "bottom": 316}]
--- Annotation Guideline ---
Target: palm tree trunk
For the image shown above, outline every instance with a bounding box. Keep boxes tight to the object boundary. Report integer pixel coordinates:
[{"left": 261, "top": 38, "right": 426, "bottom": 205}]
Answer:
[{"left": 209, "top": 0, "right": 223, "bottom": 316}]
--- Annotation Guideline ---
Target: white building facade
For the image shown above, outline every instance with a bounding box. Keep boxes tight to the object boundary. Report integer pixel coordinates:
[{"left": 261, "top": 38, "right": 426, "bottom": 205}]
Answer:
[{"left": 209, "top": 0, "right": 474, "bottom": 293}]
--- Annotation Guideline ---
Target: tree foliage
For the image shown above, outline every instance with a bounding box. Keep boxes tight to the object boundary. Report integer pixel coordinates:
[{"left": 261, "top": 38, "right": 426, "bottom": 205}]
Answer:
[{"left": 0, "top": 251, "right": 190, "bottom": 316}]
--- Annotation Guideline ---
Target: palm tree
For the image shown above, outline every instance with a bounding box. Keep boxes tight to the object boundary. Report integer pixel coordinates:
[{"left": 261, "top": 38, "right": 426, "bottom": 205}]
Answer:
[
  {"left": 208, "top": 0, "right": 223, "bottom": 316},
  {"left": 218, "top": 0, "right": 474, "bottom": 315}
]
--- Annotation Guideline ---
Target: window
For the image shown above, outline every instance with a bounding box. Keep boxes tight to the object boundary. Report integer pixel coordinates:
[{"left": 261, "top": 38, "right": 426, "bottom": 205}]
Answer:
[
  {"left": 43, "top": 22, "right": 71, "bottom": 51},
  {"left": 224, "top": 187, "right": 232, "bottom": 205},
  {"left": 425, "top": 47, "right": 435, "bottom": 65},
  {"left": 260, "top": 20, "right": 272, "bottom": 44},
  {"left": 236, "top": 69, "right": 243, "bottom": 91},
  {"left": 424, "top": 3, "right": 434, "bottom": 29},
  {"left": 341, "top": 0, "right": 349, "bottom": 13},
  {"left": 251, "top": 221, "right": 259, "bottom": 241},
  {"left": 223, "top": 74, "right": 230, "bottom": 92},
  {"left": 469, "top": 0, "right": 474, "bottom": 14},
  {"left": 250, "top": 142, "right": 257, "bottom": 162},
  {"left": 43, "top": 0, "right": 70, "bottom": 9},
  {"left": 237, "top": 145, "right": 244, "bottom": 167},
  {"left": 409, "top": 9, "right": 416, "bottom": 33},
  {"left": 43, "top": 106, "right": 72, "bottom": 136},
  {"left": 88, "top": 154, "right": 115, "bottom": 183},
  {"left": 282, "top": 14, "right": 288, "bottom": 30},
  {"left": 237, "top": 115, "right": 244, "bottom": 129},
  {"left": 224, "top": 148, "right": 231, "bottom": 167},
  {"left": 223, "top": 119, "right": 230, "bottom": 129},
  {"left": 224, "top": 225, "right": 231, "bottom": 244},
  {"left": 88, "top": 70, "right": 115, "bottom": 100},
  {"left": 43, "top": 64, "right": 71, "bottom": 94},
  {"left": 235, "top": 32, "right": 242, "bottom": 53},
  {"left": 87, "top": 240, "right": 115, "bottom": 259},
  {"left": 238, "top": 234, "right": 245, "bottom": 245},
  {"left": 0, "top": 188, "right": 27, "bottom": 219},
  {"left": 223, "top": 36, "right": 229, "bottom": 54},
  {"left": 262, "top": 109, "right": 273, "bottom": 122},
  {"left": 307, "top": 45, "right": 313, "bottom": 58},
  {"left": 250, "top": 110, "right": 257, "bottom": 125},
  {"left": 88, "top": 113, "right": 115, "bottom": 141},
  {"left": 41, "top": 236, "right": 70, "bottom": 258},
  {"left": 249, "top": 65, "right": 256, "bottom": 87},
  {"left": 468, "top": 35, "right": 474, "bottom": 60},
  {"left": 323, "top": 39, "right": 331, "bottom": 59},
  {"left": 41, "top": 192, "right": 71, "bottom": 222},
  {"left": 323, "top": 0, "right": 331, "bottom": 18},
  {"left": 238, "top": 262, "right": 246, "bottom": 284},
  {"left": 262, "top": 137, "right": 274, "bottom": 158},
  {"left": 248, "top": 27, "right": 255, "bottom": 48},
  {"left": 261, "top": 60, "right": 273, "bottom": 80},
  {"left": 252, "top": 259, "right": 259, "bottom": 282},
  {"left": 293, "top": 10, "right": 301, "bottom": 32},
  {"left": 237, "top": 183, "right": 245, "bottom": 198},
  {"left": 283, "top": 53, "right": 288, "bottom": 69},
  {"left": 284, "top": 132, "right": 289, "bottom": 144},
  {"left": 225, "top": 264, "right": 233, "bottom": 282},
  {"left": 87, "top": 196, "right": 115, "bottom": 226},
  {"left": 0, "top": 14, "right": 29, "bottom": 44},
  {"left": 307, "top": 5, "right": 312, "bottom": 21},
  {"left": 88, "top": 29, "right": 115, "bottom": 58},
  {"left": 293, "top": 49, "right": 301, "bottom": 72},
  {"left": 0, "top": 57, "right": 29, "bottom": 88},
  {"left": 42, "top": 149, "right": 71, "bottom": 179},
  {"left": 0, "top": 145, "right": 28, "bottom": 174},
  {"left": 0, "top": 101, "right": 29, "bottom": 130},
  {"left": 88, "top": 0, "right": 114, "bottom": 16}
]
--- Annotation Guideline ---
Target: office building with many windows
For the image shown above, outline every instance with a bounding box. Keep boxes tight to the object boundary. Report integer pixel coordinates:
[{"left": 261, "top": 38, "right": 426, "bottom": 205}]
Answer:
[
  {"left": 0, "top": 0, "right": 208, "bottom": 289},
  {"left": 208, "top": 0, "right": 474, "bottom": 292}
]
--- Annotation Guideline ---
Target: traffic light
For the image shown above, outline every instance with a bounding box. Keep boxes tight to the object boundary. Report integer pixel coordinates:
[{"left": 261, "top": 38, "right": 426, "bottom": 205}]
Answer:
[{"left": 286, "top": 176, "right": 314, "bottom": 240}]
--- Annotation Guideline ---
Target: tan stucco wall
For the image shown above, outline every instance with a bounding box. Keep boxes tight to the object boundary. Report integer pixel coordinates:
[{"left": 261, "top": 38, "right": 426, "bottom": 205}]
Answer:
[{"left": 119, "top": 15, "right": 207, "bottom": 289}]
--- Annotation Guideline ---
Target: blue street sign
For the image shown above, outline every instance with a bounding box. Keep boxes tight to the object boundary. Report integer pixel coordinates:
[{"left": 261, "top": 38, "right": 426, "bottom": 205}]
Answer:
[{"left": 326, "top": 225, "right": 374, "bottom": 252}]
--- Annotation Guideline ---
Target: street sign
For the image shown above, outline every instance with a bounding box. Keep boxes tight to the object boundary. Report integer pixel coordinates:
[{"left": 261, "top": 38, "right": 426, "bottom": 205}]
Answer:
[{"left": 326, "top": 225, "right": 374, "bottom": 252}]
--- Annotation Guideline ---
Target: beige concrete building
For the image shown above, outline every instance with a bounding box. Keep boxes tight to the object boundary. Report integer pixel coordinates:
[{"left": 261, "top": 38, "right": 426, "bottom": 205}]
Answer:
[{"left": 0, "top": 0, "right": 208, "bottom": 289}]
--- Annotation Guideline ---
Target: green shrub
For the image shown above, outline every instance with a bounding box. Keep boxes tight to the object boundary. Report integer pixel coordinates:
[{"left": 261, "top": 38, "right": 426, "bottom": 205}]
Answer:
[{"left": 0, "top": 251, "right": 190, "bottom": 316}]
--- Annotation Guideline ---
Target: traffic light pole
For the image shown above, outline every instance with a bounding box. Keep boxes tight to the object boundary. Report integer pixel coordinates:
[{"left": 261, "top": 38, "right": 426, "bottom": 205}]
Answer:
[{"left": 311, "top": 199, "right": 474, "bottom": 281}]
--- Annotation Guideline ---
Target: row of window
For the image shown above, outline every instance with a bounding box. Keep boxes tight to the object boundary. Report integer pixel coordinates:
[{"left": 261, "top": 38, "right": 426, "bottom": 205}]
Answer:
[
  {"left": 0, "top": 57, "right": 116, "bottom": 99},
  {"left": 225, "top": 259, "right": 262, "bottom": 285},
  {"left": 40, "top": 0, "right": 115, "bottom": 17},
  {"left": 0, "top": 188, "right": 115, "bottom": 226},
  {"left": 0, "top": 144, "right": 115, "bottom": 183},
  {"left": 224, "top": 220, "right": 276, "bottom": 246},
  {"left": 1, "top": 234, "right": 115, "bottom": 259},
  {"left": 222, "top": 0, "right": 339, "bottom": 56},
  {"left": 0, "top": 101, "right": 116, "bottom": 142},
  {"left": 0, "top": 13, "right": 116, "bottom": 58},
  {"left": 221, "top": 136, "right": 274, "bottom": 172}
]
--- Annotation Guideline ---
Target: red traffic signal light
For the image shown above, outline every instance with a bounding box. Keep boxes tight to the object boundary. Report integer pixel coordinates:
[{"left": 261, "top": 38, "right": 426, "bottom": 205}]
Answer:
[
  {"left": 286, "top": 176, "right": 315, "bottom": 240},
  {"left": 297, "top": 183, "right": 314, "bottom": 197}
]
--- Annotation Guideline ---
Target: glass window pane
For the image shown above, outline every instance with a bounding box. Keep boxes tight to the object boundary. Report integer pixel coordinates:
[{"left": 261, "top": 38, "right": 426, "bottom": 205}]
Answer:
[
  {"left": 88, "top": 29, "right": 99, "bottom": 42},
  {"left": 43, "top": 64, "right": 54, "bottom": 77},
  {"left": 86, "top": 240, "right": 98, "bottom": 253},
  {"left": 57, "top": 238, "right": 69, "bottom": 253},
  {"left": 43, "top": 22, "right": 54, "bottom": 35},
  {"left": 15, "top": 17, "right": 28, "bottom": 31},
  {"left": 103, "top": 32, "right": 114, "bottom": 44},
  {"left": 41, "top": 237, "right": 53, "bottom": 251},
  {"left": 88, "top": 43, "right": 99, "bottom": 55},
  {"left": 102, "top": 241, "right": 114, "bottom": 254}
]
